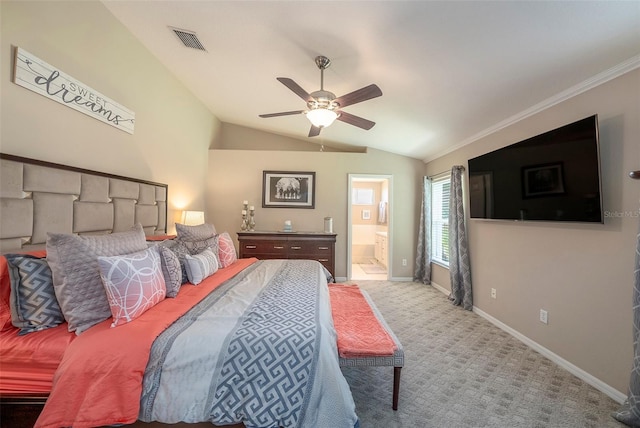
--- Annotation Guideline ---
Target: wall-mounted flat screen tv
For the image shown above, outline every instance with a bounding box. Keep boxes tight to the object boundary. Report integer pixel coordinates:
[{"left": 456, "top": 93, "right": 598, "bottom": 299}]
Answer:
[{"left": 468, "top": 115, "right": 602, "bottom": 223}]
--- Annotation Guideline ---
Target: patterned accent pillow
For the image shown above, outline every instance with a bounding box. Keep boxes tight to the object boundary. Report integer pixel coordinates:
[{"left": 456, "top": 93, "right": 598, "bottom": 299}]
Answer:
[
  {"left": 46, "top": 223, "right": 148, "bottom": 334},
  {"left": 158, "top": 246, "right": 182, "bottom": 297},
  {"left": 5, "top": 254, "right": 64, "bottom": 335},
  {"left": 158, "top": 239, "right": 190, "bottom": 284},
  {"left": 181, "top": 235, "right": 218, "bottom": 257},
  {"left": 97, "top": 246, "right": 166, "bottom": 327},
  {"left": 183, "top": 248, "right": 219, "bottom": 285},
  {"left": 217, "top": 232, "right": 237, "bottom": 268}
]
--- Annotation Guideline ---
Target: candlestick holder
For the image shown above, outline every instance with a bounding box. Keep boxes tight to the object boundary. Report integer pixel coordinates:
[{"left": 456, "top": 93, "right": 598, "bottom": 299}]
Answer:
[
  {"left": 240, "top": 213, "right": 248, "bottom": 231},
  {"left": 241, "top": 201, "right": 249, "bottom": 231},
  {"left": 248, "top": 208, "right": 256, "bottom": 231}
]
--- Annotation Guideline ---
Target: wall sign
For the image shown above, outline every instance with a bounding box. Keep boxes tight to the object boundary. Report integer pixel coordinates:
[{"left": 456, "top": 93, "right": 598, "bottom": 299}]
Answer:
[{"left": 13, "top": 47, "right": 135, "bottom": 134}]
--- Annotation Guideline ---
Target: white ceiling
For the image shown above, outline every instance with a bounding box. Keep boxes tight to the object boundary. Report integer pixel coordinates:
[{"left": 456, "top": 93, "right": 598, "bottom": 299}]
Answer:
[{"left": 102, "top": 1, "right": 640, "bottom": 162}]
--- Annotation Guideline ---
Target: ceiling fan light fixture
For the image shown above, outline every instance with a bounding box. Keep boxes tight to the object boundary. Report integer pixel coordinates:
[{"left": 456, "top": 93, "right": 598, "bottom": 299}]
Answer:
[{"left": 306, "top": 108, "right": 338, "bottom": 128}]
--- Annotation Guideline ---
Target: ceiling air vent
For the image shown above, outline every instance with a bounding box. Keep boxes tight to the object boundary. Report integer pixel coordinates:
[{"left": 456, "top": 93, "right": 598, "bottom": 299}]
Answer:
[{"left": 170, "top": 27, "right": 206, "bottom": 52}]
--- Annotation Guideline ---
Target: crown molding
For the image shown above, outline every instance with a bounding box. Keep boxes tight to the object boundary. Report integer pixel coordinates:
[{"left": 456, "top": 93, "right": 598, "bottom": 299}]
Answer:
[{"left": 423, "top": 54, "right": 640, "bottom": 164}]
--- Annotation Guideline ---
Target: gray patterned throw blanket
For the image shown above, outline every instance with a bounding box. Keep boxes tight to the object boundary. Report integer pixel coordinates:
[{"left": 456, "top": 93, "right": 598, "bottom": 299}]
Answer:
[{"left": 139, "top": 259, "right": 358, "bottom": 428}]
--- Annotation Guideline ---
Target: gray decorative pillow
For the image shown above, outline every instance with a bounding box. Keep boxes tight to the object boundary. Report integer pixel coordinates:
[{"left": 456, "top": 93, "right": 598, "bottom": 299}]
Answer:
[
  {"left": 175, "top": 223, "right": 220, "bottom": 269},
  {"left": 46, "top": 223, "right": 148, "bottom": 334},
  {"left": 158, "top": 246, "right": 182, "bottom": 297},
  {"left": 5, "top": 254, "right": 64, "bottom": 335},
  {"left": 159, "top": 239, "right": 190, "bottom": 284},
  {"left": 183, "top": 247, "right": 219, "bottom": 285},
  {"left": 175, "top": 223, "right": 216, "bottom": 241}
]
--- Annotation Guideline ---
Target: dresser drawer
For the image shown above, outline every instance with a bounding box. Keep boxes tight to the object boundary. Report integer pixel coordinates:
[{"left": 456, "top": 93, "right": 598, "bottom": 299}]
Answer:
[
  {"left": 287, "top": 240, "right": 332, "bottom": 256},
  {"left": 240, "top": 240, "right": 288, "bottom": 256}
]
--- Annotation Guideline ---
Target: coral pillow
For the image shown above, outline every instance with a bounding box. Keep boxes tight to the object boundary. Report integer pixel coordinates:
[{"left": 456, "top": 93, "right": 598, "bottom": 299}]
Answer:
[
  {"left": 97, "top": 246, "right": 166, "bottom": 327},
  {"left": 217, "top": 232, "right": 237, "bottom": 268}
]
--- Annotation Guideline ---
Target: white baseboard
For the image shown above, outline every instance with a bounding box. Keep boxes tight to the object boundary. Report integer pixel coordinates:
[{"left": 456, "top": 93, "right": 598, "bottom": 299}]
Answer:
[
  {"left": 390, "top": 276, "right": 413, "bottom": 282},
  {"left": 430, "top": 280, "right": 449, "bottom": 296},
  {"left": 430, "top": 282, "right": 627, "bottom": 404},
  {"left": 335, "top": 276, "right": 347, "bottom": 283}
]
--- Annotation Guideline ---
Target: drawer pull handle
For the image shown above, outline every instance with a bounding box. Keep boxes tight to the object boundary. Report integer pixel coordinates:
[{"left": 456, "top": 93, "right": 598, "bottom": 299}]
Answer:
[
  {"left": 290, "top": 246, "right": 302, "bottom": 250},
  {"left": 318, "top": 259, "right": 329, "bottom": 262},
  {"left": 273, "top": 246, "right": 285, "bottom": 249},
  {"left": 245, "top": 245, "right": 257, "bottom": 249},
  {"left": 318, "top": 246, "right": 329, "bottom": 250}
]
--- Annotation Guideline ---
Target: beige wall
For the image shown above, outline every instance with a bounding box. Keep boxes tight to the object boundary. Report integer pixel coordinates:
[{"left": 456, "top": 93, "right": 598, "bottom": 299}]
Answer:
[
  {"left": 207, "top": 146, "right": 424, "bottom": 279},
  {"left": 425, "top": 69, "right": 640, "bottom": 395},
  {"left": 216, "top": 122, "right": 356, "bottom": 153},
  {"left": 0, "top": 1, "right": 220, "bottom": 232}
]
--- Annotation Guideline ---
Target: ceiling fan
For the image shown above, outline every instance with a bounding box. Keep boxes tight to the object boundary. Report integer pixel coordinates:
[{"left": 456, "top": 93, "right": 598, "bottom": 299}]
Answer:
[{"left": 259, "top": 56, "right": 382, "bottom": 137}]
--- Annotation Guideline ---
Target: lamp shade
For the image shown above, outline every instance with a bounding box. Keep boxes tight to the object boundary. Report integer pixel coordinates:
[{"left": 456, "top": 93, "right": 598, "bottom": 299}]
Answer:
[
  {"left": 181, "top": 210, "right": 205, "bottom": 226},
  {"left": 306, "top": 108, "right": 338, "bottom": 128}
]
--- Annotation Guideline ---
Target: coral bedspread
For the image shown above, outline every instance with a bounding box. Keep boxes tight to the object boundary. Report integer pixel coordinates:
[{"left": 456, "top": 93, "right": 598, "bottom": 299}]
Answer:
[
  {"left": 0, "top": 325, "right": 75, "bottom": 395},
  {"left": 35, "top": 258, "right": 256, "bottom": 428}
]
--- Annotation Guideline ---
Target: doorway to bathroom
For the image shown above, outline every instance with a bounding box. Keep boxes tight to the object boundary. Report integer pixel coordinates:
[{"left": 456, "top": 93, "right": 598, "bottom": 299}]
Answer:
[{"left": 348, "top": 174, "right": 392, "bottom": 281}]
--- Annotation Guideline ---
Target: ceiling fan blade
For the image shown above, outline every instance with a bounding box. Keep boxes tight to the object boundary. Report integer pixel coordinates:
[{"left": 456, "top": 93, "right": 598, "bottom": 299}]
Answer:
[
  {"left": 308, "top": 125, "right": 322, "bottom": 137},
  {"left": 277, "top": 77, "right": 312, "bottom": 102},
  {"left": 336, "top": 111, "right": 376, "bottom": 130},
  {"left": 259, "top": 110, "right": 305, "bottom": 118},
  {"left": 334, "top": 84, "right": 382, "bottom": 108}
]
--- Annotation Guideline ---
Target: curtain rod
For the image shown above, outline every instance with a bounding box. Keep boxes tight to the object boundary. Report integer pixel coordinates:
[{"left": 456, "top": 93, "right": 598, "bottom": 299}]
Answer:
[
  {"left": 427, "top": 165, "right": 465, "bottom": 179},
  {"left": 427, "top": 170, "right": 450, "bottom": 179}
]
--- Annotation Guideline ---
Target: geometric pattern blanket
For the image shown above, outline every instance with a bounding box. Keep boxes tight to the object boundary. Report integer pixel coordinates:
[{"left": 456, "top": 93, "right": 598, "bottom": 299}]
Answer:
[{"left": 140, "top": 259, "right": 358, "bottom": 428}]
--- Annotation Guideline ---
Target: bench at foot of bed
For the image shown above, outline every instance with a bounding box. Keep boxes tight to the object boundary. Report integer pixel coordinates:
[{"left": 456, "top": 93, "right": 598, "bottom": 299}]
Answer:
[{"left": 329, "top": 284, "right": 405, "bottom": 411}]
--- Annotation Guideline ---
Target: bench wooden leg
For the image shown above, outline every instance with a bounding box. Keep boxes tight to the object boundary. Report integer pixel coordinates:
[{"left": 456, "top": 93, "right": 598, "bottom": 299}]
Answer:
[{"left": 393, "top": 366, "right": 401, "bottom": 410}]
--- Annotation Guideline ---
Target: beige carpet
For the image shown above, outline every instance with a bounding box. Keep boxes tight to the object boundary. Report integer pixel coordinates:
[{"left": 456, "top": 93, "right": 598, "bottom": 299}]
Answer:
[{"left": 341, "top": 280, "right": 625, "bottom": 428}]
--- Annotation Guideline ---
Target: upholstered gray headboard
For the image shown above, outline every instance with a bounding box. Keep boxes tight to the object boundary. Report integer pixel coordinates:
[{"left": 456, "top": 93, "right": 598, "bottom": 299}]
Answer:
[{"left": 0, "top": 154, "right": 167, "bottom": 252}]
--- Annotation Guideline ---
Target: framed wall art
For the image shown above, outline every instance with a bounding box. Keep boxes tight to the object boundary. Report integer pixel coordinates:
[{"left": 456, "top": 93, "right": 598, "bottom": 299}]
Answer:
[{"left": 262, "top": 171, "right": 315, "bottom": 209}]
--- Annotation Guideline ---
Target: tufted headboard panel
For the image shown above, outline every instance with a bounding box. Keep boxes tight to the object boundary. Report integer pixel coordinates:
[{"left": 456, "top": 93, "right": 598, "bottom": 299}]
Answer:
[{"left": 0, "top": 154, "right": 167, "bottom": 252}]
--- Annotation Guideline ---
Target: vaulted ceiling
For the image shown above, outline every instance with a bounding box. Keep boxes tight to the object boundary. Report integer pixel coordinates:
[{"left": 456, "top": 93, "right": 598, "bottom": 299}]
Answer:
[{"left": 102, "top": 1, "right": 640, "bottom": 161}]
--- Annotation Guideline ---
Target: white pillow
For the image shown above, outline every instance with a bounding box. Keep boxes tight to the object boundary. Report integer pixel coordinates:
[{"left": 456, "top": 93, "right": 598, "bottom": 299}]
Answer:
[{"left": 184, "top": 247, "right": 219, "bottom": 285}]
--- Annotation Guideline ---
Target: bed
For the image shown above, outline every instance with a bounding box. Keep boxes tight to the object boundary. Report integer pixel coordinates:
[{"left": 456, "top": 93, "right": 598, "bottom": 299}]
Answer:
[{"left": 0, "top": 154, "right": 358, "bottom": 428}]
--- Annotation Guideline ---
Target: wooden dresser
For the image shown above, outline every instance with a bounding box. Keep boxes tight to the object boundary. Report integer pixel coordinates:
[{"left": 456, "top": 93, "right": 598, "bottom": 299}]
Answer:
[{"left": 237, "top": 231, "right": 337, "bottom": 277}]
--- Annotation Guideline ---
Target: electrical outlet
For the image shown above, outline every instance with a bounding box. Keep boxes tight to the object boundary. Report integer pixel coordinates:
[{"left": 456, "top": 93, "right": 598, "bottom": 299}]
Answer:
[
  {"left": 540, "top": 309, "right": 548, "bottom": 324},
  {"left": 491, "top": 288, "right": 497, "bottom": 299},
  {"left": 402, "top": 259, "right": 407, "bottom": 266}
]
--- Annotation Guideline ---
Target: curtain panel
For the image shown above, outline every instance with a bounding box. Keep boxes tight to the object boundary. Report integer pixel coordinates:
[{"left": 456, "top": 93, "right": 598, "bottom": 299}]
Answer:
[
  {"left": 613, "top": 218, "right": 640, "bottom": 426},
  {"left": 448, "top": 166, "right": 473, "bottom": 310},
  {"left": 414, "top": 176, "right": 432, "bottom": 284}
]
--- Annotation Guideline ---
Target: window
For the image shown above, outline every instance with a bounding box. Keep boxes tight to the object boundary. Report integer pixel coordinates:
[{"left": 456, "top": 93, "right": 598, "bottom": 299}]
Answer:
[
  {"left": 431, "top": 176, "right": 450, "bottom": 266},
  {"left": 352, "top": 188, "right": 374, "bottom": 205}
]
